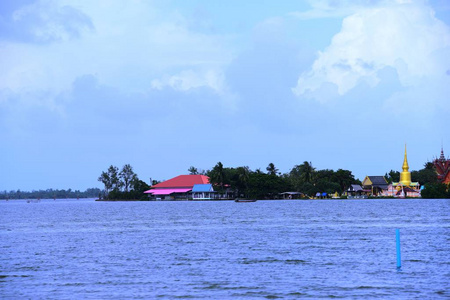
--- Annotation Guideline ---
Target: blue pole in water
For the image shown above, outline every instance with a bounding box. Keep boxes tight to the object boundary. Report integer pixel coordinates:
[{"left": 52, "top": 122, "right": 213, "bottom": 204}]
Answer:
[{"left": 396, "top": 229, "right": 401, "bottom": 271}]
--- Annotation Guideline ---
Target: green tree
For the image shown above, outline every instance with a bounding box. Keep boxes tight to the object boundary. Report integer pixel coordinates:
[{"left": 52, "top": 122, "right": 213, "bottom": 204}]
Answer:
[
  {"left": 130, "top": 179, "right": 150, "bottom": 200},
  {"left": 208, "top": 162, "right": 225, "bottom": 192},
  {"left": 334, "top": 169, "right": 356, "bottom": 192},
  {"left": 236, "top": 166, "right": 250, "bottom": 197},
  {"left": 288, "top": 165, "right": 303, "bottom": 191},
  {"left": 412, "top": 169, "right": 438, "bottom": 186},
  {"left": 410, "top": 161, "right": 437, "bottom": 186},
  {"left": 247, "top": 170, "right": 286, "bottom": 199},
  {"left": 188, "top": 166, "right": 199, "bottom": 175},
  {"left": 423, "top": 162, "right": 435, "bottom": 170},
  {"left": 98, "top": 165, "right": 121, "bottom": 198},
  {"left": 421, "top": 183, "right": 450, "bottom": 198},
  {"left": 120, "top": 164, "right": 137, "bottom": 192},
  {"left": 385, "top": 170, "right": 400, "bottom": 183},
  {"left": 98, "top": 170, "right": 112, "bottom": 194},
  {"left": 247, "top": 171, "right": 269, "bottom": 199},
  {"left": 108, "top": 165, "right": 121, "bottom": 191},
  {"left": 266, "top": 163, "right": 279, "bottom": 176},
  {"left": 314, "top": 169, "right": 338, "bottom": 194},
  {"left": 299, "top": 161, "right": 315, "bottom": 183}
]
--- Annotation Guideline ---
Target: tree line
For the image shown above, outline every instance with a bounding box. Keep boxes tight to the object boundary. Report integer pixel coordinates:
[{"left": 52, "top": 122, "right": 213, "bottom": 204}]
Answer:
[
  {"left": 1, "top": 188, "right": 102, "bottom": 200},
  {"left": 97, "top": 160, "right": 448, "bottom": 200},
  {"left": 203, "top": 161, "right": 359, "bottom": 199}
]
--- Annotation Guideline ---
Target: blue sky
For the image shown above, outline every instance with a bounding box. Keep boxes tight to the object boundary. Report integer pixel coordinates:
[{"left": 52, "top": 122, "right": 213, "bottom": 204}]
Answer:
[{"left": 1, "top": 0, "right": 449, "bottom": 191}]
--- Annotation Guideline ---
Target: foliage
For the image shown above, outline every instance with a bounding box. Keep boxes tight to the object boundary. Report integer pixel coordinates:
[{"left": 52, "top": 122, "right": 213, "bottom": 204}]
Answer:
[
  {"left": 421, "top": 183, "right": 450, "bottom": 199},
  {"left": 98, "top": 164, "right": 148, "bottom": 200},
  {"left": 1, "top": 188, "right": 102, "bottom": 200},
  {"left": 188, "top": 166, "right": 198, "bottom": 175},
  {"left": 98, "top": 165, "right": 122, "bottom": 194},
  {"left": 385, "top": 170, "right": 400, "bottom": 183},
  {"left": 334, "top": 169, "right": 357, "bottom": 192},
  {"left": 207, "top": 162, "right": 225, "bottom": 192},
  {"left": 206, "top": 161, "right": 357, "bottom": 199},
  {"left": 120, "top": 164, "right": 138, "bottom": 192},
  {"left": 107, "top": 179, "right": 150, "bottom": 200},
  {"left": 266, "top": 163, "right": 279, "bottom": 176},
  {"left": 411, "top": 168, "right": 438, "bottom": 186},
  {"left": 247, "top": 171, "right": 288, "bottom": 199}
]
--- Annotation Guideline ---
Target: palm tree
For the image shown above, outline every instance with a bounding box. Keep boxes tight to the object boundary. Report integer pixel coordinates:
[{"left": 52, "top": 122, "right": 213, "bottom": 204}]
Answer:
[
  {"left": 237, "top": 166, "right": 250, "bottom": 197},
  {"left": 299, "top": 161, "right": 315, "bottom": 183},
  {"left": 188, "top": 166, "right": 199, "bottom": 175},
  {"left": 266, "top": 163, "right": 279, "bottom": 176},
  {"left": 209, "top": 162, "right": 225, "bottom": 192}
]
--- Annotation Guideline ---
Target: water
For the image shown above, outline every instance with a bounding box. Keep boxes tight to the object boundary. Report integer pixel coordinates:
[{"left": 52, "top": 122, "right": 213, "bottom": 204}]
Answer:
[{"left": 1, "top": 199, "right": 449, "bottom": 299}]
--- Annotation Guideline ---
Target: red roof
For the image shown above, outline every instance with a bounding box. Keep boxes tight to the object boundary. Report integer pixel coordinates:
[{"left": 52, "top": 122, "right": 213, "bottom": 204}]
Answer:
[{"left": 152, "top": 175, "right": 209, "bottom": 189}]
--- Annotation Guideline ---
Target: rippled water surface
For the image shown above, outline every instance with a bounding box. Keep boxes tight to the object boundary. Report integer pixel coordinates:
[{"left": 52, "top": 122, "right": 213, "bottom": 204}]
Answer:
[{"left": 1, "top": 199, "right": 449, "bottom": 299}]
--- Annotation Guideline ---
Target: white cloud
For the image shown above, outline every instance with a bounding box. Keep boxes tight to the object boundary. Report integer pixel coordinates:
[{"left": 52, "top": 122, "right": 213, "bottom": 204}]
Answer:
[
  {"left": 290, "top": 0, "right": 418, "bottom": 20},
  {"left": 290, "top": 0, "right": 378, "bottom": 20},
  {"left": 3, "top": 0, "right": 94, "bottom": 43},
  {"left": 292, "top": 1, "right": 450, "bottom": 102},
  {"left": 151, "top": 69, "right": 226, "bottom": 93},
  {"left": 0, "top": 0, "right": 234, "bottom": 105}
]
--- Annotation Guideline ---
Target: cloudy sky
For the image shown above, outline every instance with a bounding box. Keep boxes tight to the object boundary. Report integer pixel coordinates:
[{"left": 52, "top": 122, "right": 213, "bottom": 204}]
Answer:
[{"left": 1, "top": 0, "right": 449, "bottom": 191}]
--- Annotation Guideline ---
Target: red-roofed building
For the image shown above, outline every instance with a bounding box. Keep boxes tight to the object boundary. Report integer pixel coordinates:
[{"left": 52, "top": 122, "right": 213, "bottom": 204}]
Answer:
[
  {"left": 434, "top": 148, "right": 450, "bottom": 184},
  {"left": 152, "top": 175, "right": 209, "bottom": 188},
  {"left": 144, "top": 175, "right": 210, "bottom": 200}
]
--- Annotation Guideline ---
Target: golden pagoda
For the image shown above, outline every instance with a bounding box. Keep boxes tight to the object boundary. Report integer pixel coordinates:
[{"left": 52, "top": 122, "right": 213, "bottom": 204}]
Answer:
[
  {"left": 399, "top": 145, "right": 412, "bottom": 186},
  {"left": 392, "top": 144, "right": 421, "bottom": 197}
]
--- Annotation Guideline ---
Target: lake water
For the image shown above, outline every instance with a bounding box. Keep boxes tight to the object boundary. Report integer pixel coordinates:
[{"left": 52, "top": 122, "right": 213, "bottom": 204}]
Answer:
[{"left": 1, "top": 199, "right": 449, "bottom": 299}]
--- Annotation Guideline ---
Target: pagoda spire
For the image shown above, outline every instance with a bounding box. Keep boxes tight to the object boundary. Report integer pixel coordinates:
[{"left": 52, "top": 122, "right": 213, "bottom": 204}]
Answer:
[{"left": 402, "top": 144, "right": 409, "bottom": 172}]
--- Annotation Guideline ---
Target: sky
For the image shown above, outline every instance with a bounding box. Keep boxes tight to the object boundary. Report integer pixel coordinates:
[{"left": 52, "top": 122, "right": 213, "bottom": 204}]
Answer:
[{"left": 1, "top": 0, "right": 449, "bottom": 191}]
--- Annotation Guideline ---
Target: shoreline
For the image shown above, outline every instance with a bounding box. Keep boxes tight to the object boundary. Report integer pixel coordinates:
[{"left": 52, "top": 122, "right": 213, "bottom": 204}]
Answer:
[{"left": 94, "top": 197, "right": 433, "bottom": 202}]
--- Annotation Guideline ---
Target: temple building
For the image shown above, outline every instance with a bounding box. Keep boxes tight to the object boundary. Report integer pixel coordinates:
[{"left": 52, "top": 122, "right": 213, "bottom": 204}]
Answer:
[
  {"left": 433, "top": 147, "right": 450, "bottom": 184},
  {"left": 392, "top": 145, "right": 421, "bottom": 197},
  {"left": 362, "top": 176, "right": 388, "bottom": 196}
]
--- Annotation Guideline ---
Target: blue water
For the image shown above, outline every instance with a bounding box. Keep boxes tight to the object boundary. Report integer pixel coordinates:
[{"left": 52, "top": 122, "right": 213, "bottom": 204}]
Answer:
[{"left": 1, "top": 199, "right": 449, "bottom": 299}]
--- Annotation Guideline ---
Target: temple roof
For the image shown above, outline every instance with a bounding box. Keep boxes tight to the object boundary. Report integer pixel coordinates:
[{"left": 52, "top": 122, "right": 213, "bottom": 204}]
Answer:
[
  {"left": 362, "top": 176, "right": 388, "bottom": 189},
  {"left": 367, "top": 176, "right": 388, "bottom": 185}
]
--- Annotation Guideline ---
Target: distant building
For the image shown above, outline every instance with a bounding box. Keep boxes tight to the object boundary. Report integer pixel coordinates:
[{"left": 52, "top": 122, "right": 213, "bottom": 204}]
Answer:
[
  {"left": 433, "top": 147, "right": 450, "bottom": 184},
  {"left": 192, "top": 184, "right": 216, "bottom": 200},
  {"left": 346, "top": 184, "right": 367, "bottom": 199},
  {"left": 362, "top": 176, "right": 388, "bottom": 196},
  {"left": 144, "top": 175, "right": 210, "bottom": 200},
  {"left": 279, "top": 192, "right": 304, "bottom": 199}
]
